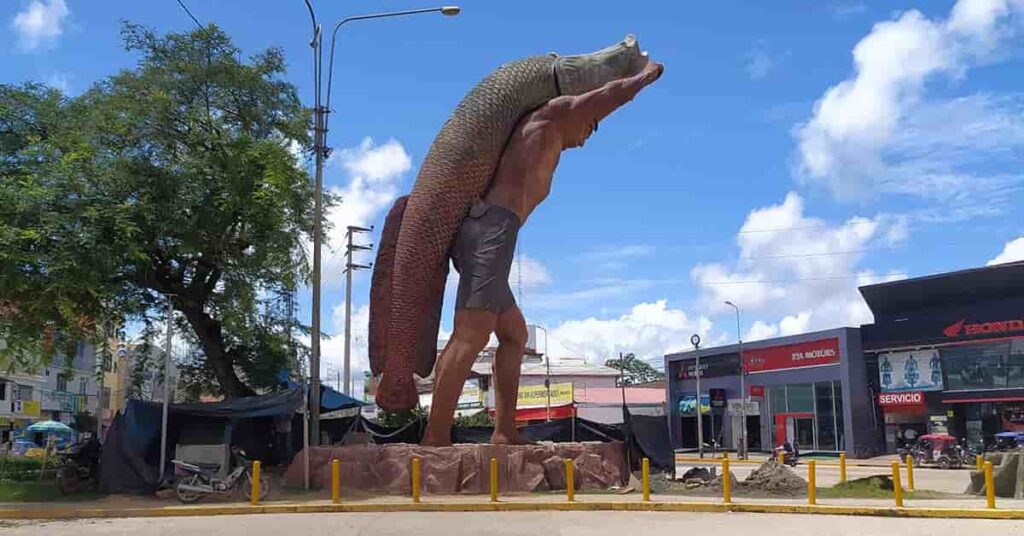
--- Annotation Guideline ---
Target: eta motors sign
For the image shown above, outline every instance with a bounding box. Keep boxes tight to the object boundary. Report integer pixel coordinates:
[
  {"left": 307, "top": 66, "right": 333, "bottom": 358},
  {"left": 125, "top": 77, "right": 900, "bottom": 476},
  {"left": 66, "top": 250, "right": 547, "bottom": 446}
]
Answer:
[
  {"left": 878, "top": 391, "right": 925, "bottom": 408},
  {"left": 743, "top": 338, "right": 840, "bottom": 374}
]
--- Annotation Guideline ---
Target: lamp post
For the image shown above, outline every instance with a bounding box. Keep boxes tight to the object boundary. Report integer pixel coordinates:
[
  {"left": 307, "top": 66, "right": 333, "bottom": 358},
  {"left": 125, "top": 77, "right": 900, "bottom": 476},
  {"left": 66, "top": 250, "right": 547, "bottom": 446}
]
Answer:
[
  {"left": 301, "top": 1, "right": 460, "bottom": 445},
  {"left": 691, "top": 334, "right": 703, "bottom": 459},
  {"left": 724, "top": 301, "right": 746, "bottom": 459}
]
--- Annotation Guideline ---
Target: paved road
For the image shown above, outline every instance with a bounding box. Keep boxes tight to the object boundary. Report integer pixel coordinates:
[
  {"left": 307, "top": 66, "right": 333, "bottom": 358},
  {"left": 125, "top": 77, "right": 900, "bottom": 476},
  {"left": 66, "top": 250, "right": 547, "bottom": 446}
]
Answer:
[{"left": 4, "top": 512, "right": 1023, "bottom": 535}]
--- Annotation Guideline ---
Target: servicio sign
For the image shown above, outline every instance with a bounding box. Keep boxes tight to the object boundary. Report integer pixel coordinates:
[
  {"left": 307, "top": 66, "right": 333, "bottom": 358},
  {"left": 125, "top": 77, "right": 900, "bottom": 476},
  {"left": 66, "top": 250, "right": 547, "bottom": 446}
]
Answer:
[{"left": 877, "top": 391, "right": 925, "bottom": 408}]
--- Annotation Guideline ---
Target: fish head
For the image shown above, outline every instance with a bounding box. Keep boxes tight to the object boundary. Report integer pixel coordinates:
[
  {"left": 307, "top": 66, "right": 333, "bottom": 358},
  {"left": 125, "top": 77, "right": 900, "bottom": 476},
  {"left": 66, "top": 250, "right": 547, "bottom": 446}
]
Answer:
[{"left": 551, "top": 34, "right": 648, "bottom": 96}]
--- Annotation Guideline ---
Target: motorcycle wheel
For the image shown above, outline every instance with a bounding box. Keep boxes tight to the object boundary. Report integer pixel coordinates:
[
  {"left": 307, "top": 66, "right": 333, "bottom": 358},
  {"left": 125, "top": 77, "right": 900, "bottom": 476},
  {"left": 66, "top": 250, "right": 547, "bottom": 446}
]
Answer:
[
  {"left": 938, "top": 456, "right": 951, "bottom": 470},
  {"left": 241, "top": 469, "right": 270, "bottom": 502},
  {"left": 176, "top": 474, "right": 204, "bottom": 504}
]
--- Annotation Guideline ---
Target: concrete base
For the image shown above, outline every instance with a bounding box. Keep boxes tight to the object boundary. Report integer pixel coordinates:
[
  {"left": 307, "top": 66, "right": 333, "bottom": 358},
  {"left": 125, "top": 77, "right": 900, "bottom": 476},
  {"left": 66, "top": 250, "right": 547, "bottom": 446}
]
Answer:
[{"left": 283, "top": 442, "right": 629, "bottom": 495}]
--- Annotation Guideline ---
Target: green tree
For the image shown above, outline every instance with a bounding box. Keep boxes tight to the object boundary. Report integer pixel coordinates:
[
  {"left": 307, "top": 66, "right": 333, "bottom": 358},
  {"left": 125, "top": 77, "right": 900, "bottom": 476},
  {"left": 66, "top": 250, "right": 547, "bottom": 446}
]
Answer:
[
  {"left": 0, "top": 23, "right": 319, "bottom": 397},
  {"left": 604, "top": 353, "right": 665, "bottom": 386}
]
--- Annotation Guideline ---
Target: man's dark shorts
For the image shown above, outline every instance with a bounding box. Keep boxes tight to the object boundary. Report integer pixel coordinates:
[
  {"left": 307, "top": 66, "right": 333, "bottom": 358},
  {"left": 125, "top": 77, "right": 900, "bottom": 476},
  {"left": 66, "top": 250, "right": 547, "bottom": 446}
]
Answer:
[{"left": 451, "top": 199, "right": 521, "bottom": 313}]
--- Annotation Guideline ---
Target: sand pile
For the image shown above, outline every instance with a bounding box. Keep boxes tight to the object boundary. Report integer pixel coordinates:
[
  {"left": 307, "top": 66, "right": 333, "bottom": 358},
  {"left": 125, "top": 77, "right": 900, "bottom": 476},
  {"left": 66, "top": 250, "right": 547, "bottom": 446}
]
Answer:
[{"left": 739, "top": 460, "right": 807, "bottom": 496}]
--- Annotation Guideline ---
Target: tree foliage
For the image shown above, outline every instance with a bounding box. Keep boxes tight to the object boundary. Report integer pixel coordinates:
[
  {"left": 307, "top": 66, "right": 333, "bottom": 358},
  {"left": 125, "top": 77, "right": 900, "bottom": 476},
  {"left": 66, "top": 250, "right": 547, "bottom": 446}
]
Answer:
[
  {"left": 604, "top": 353, "right": 665, "bottom": 386},
  {"left": 0, "top": 23, "right": 320, "bottom": 397}
]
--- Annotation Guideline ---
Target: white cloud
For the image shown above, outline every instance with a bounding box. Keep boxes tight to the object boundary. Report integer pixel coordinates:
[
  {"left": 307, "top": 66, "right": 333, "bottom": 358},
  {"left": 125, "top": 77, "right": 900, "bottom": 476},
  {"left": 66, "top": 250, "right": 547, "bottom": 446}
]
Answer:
[
  {"left": 795, "top": 0, "right": 1024, "bottom": 213},
  {"left": 692, "top": 192, "right": 907, "bottom": 336},
  {"left": 745, "top": 320, "right": 778, "bottom": 342},
  {"left": 11, "top": 0, "right": 69, "bottom": 51},
  {"left": 509, "top": 254, "right": 552, "bottom": 290},
  {"left": 988, "top": 236, "right": 1024, "bottom": 265},
  {"left": 548, "top": 300, "right": 712, "bottom": 365},
  {"left": 318, "top": 138, "right": 412, "bottom": 285},
  {"left": 303, "top": 303, "right": 370, "bottom": 398}
]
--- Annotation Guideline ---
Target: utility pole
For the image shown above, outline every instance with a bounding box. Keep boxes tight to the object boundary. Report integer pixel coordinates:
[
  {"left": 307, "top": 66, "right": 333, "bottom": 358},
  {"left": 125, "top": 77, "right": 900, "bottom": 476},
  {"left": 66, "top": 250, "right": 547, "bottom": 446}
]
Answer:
[
  {"left": 691, "top": 334, "right": 703, "bottom": 459},
  {"left": 344, "top": 225, "right": 373, "bottom": 395},
  {"left": 159, "top": 298, "right": 173, "bottom": 485},
  {"left": 725, "top": 301, "right": 747, "bottom": 459}
]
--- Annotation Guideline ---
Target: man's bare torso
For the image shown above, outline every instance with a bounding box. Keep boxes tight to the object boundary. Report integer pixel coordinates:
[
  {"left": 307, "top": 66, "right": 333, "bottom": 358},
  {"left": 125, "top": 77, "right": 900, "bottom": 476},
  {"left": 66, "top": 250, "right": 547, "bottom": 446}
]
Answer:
[
  {"left": 483, "top": 61, "right": 663, "bottom": 223},
  {"left": 484, "top": 111, "right": 565, "bottom": 224}
]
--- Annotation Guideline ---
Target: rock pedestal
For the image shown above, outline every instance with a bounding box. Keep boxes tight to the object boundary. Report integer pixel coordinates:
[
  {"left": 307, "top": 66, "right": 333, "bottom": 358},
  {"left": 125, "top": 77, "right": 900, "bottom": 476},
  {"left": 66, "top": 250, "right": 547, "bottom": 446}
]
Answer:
[{"left": 284, "top": 442, "right": 628, "bottom": 495}]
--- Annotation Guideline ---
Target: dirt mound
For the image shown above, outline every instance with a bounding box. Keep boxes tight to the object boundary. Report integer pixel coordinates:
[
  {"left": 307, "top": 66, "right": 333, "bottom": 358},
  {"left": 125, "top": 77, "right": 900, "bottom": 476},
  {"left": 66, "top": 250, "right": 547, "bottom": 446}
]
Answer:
[
  {"left": 739, "top": 460, "right": 807, "bottom": 496},
  {"left": 710, "top": 471, "right": 740, "bottom": 491}
]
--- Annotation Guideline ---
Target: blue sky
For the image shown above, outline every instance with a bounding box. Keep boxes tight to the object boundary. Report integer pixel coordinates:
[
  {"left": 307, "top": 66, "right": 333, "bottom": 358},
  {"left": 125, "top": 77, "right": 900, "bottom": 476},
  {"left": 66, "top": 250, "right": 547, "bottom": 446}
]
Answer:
[{"left": 5, "top": 0, "right": 1024, "bottom": 383}]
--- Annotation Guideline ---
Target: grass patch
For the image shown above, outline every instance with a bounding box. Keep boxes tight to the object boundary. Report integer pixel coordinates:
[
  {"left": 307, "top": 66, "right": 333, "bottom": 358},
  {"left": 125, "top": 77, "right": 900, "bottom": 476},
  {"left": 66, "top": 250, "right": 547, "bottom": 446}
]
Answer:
[
  {"left": 0, "top": 480, "right": 104, "bottom": 503},
  {"left": 816, "top": 476, "right": 955, "bottom": 500}
]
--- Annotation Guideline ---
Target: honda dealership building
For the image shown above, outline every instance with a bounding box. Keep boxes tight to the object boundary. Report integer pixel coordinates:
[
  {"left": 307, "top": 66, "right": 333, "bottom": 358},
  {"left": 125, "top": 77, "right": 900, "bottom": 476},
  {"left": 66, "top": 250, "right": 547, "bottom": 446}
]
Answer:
[{"left": 665, "top": 261, "right": 1024, "bottom": 457}]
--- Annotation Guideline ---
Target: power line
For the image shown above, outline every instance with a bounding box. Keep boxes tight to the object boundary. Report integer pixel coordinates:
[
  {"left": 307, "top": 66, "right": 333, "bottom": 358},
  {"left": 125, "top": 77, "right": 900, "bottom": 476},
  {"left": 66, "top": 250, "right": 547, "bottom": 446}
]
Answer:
[
  {"left": 699, "top": 272, "right": 906, "bottom": 286},
  {"left": 174, "top": 0, "right": 203, "bottom": 29}
]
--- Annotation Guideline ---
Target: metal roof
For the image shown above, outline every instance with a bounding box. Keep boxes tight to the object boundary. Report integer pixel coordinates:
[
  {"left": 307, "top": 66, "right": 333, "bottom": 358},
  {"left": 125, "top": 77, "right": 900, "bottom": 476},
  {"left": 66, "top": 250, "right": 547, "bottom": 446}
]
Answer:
[{"left": 859, "top": 261, "right": 1024, "bottom": 317}]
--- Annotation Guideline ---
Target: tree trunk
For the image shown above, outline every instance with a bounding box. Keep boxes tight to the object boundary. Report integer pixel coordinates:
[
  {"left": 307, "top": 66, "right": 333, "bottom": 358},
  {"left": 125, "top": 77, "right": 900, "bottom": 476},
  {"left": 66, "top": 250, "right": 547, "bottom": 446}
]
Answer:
[{"left": 177, "top": 300, "right": 255, "bottom": 399}]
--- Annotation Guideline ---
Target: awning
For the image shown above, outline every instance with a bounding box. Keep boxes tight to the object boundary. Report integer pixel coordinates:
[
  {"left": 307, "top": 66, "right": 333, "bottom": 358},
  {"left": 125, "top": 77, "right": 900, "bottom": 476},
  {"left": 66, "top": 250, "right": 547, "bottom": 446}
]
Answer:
[
  {"left": 491, "top": 404, "right": 576, "bottom": 422},
  {"left": 942, "top": 388, "right": 1024, "bottom": 404},
  {"left": 943, "top": 396, "right": 1024, "bottom": 404}
]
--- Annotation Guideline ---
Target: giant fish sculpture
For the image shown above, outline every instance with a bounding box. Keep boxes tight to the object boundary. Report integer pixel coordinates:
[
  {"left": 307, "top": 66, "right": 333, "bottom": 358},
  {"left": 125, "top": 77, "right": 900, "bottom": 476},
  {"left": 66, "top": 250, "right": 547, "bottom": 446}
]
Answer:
[{"left": 369, "top": 36, "right": 649, "bottom": 411}]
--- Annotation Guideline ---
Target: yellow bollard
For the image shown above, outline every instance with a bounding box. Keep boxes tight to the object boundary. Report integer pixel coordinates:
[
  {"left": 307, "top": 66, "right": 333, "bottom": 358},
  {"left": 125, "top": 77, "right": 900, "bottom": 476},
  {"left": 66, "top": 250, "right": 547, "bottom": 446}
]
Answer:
[
  {"left": 977, "top": 454, "right": 984, "bottom": 473},
  {"left": 250, "top": 460, "right": 261, "bottom": 506},
  {"left": 565, "top": 459, "right": 575, "bottom": 502},
  {"left": 777, "top": 450, "right": 785, "bottom": 465},
  {"left": 985, "top": 461, "right": 996, "bottom": 509},
  {"left": 722, "top": 458, "right": 732, "bottom": 504},
  {"left": 490, "top": 457, "right": 499, "bottom": 503},
  {"left": 412, "top": 457, "right": 421, "bottom": 504},
  {"left": 642, "top": 457, "right": 651, "bottom": 502},
  {"left": 807, "top": 460, "right": 816, "bottom": 505},
  {"left": 723, "top": 451, "right": 729, "bottom": 460},
  {"left": 905, "top": 454, "right": 915, "bottom": 491},
  {"left": 331, "top": 459, "right": 340, "bottom": 504},
  {"left": 839, "top": 453, "right": 847, "bottom": 484},
  {"left": 891, "top": 462, "right": 903, "bottom": 507}
]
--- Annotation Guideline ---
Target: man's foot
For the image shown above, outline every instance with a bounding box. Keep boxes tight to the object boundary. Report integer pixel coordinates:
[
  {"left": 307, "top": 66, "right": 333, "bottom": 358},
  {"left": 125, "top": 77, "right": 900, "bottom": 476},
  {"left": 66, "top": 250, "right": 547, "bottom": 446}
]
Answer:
[
  {"left": 490, "top": 429, "right": 534, "bottom": 445},
  {"left": 420, "top": 432, "right": 453, "bottom": 447}
]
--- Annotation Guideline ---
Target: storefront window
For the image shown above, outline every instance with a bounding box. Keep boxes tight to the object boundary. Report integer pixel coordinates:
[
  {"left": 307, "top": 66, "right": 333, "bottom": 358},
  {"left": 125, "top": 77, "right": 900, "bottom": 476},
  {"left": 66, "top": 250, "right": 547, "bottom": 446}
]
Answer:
[
  {"left": 787, "top": 384, "right": 814, "bottom": 413},
  {"left": 815, "top": 382, "right": 836, "bottom": 451},
  {"left": 1009, "top": 339, "right": 1024, "bottom": 388},
  {"left": 834, "top": 380, "right": 845, "bottom": 451},
  {"left": 942, "top": 341, "right": 1013, "bottom": 390}
]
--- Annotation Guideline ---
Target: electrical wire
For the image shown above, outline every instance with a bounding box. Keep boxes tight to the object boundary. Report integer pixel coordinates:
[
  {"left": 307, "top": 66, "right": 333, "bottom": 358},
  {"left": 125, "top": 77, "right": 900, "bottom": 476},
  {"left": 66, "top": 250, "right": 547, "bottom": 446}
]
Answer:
[{"left": 174, "top": 0, "right": 203, "bottom": 29}]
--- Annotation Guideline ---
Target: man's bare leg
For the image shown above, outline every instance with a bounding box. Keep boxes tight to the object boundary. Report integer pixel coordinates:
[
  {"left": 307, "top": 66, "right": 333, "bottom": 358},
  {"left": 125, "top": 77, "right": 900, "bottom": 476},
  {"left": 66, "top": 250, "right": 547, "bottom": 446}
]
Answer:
[
  {"left": 491, "top": 306, "right": 531, "bottom": 445},
  {"left": 421, "top": 309, "right": 495, "bottom": 446}
]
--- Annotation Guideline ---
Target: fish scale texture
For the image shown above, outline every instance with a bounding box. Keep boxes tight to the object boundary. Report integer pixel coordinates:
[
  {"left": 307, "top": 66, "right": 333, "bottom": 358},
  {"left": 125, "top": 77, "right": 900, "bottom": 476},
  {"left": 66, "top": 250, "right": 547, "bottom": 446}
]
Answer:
[{"left": 371, "top": 55, "right": 559, "bottom": 411}]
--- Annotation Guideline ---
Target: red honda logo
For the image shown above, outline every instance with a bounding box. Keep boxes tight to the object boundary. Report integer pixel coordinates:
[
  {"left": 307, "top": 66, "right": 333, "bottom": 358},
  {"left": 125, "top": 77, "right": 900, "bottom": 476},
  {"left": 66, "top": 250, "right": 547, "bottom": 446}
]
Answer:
[{"left": 944, "top": 319, "right": 965, "bottom": 338}]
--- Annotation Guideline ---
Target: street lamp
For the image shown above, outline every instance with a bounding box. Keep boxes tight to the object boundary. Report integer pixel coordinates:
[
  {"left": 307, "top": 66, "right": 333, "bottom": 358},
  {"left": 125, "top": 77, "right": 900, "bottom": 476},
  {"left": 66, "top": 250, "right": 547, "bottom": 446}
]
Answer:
[
  {"left": 725, "top": 301, "right": 746, "bottom": 459},
  {"left": 301, "top": 1, "right": 461, "bottom": 447}
]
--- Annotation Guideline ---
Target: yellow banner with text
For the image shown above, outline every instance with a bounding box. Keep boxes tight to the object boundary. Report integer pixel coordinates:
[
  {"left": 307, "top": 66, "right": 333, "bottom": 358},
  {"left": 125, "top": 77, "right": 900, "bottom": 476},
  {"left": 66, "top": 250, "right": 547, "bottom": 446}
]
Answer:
[{"left": 517, "top": 382, "right": 573, "bottom": 408}]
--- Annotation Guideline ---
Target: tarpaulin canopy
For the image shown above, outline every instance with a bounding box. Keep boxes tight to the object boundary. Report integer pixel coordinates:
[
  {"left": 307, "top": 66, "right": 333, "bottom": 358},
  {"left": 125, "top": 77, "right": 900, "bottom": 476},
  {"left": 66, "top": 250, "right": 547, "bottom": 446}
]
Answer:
[
  {"left": 171, "top": 387, "right": 303, "bottom": 418},
  {"left": 100, "top": 387, "right": 305, "bottom": 495}
]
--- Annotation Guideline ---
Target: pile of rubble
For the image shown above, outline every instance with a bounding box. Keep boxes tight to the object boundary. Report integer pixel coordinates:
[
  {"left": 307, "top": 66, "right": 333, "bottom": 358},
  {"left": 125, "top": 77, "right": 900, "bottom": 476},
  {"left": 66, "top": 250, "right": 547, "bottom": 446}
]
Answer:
[
  {"left": 740, "top": 460, "right": 807, "bottom": 496},
  {"left": 675, "top": 460, "right": 807, "bottom": 497}
]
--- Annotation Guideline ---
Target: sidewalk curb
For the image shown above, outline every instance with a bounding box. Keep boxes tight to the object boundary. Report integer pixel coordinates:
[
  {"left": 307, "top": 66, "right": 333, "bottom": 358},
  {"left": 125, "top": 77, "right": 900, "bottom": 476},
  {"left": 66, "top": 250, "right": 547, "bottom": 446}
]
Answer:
[{"left": 2, "top": 501, "right": 1023, "bottom": 520}]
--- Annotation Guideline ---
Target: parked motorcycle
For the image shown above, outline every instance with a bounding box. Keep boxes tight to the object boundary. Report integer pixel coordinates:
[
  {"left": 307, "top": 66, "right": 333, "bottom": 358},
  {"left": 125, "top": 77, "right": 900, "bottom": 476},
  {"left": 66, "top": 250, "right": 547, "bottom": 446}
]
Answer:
[
  {"left": 173, "top": 447, "right": 269, "bottom": 503},
  {"left": 56, "top": 437, "right": 101, "bottom": 495}
]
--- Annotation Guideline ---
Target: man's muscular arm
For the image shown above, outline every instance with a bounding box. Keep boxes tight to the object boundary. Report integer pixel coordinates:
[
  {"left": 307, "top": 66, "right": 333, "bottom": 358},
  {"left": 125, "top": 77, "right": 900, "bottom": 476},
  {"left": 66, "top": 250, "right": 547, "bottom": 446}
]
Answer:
[{"left": 541, "top": 61, "right": 664, "bottom": 127}]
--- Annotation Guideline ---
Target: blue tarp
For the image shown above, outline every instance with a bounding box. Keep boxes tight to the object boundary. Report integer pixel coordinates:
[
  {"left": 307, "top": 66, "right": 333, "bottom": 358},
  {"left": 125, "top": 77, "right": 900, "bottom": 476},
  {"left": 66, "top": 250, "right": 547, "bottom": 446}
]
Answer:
[
  {"left": 280, "top": 379, "right": 364, "bottom": 411},
  {"left": 100, "top": 387, "right": 306, "bottom": 494}
]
